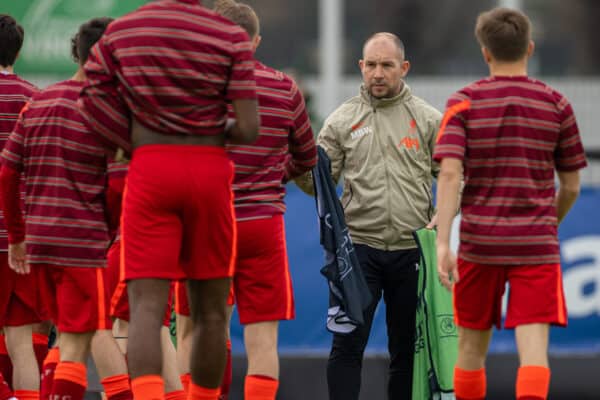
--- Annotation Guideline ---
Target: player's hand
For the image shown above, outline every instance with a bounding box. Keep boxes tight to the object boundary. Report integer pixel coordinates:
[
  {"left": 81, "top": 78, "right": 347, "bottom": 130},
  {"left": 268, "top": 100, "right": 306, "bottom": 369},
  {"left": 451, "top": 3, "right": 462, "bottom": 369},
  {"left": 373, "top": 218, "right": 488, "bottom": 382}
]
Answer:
[
  {"left": 426, "top": 212, "right": 438, "bottom": 229},
  {"left": 437, "top": 243, "right": 458, "bottom": 291},
  {"left": 8, "top": 242, "right": 29, "bottom": 274}
]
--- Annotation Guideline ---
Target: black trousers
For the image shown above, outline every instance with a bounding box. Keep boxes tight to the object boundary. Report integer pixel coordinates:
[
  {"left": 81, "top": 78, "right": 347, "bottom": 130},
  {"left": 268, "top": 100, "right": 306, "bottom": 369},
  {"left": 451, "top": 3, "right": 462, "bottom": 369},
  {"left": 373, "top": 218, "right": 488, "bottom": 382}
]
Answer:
[{"left": 327, "top": 244, "right": 420, "bottom": 400}]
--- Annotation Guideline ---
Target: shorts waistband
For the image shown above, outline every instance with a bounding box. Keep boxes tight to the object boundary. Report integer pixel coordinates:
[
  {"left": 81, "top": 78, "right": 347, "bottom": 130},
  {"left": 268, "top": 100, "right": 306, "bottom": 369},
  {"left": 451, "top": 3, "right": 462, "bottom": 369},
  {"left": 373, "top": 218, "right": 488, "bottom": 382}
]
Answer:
[{"left": 133, "top": 144, "right": 227, "bottom": 157}]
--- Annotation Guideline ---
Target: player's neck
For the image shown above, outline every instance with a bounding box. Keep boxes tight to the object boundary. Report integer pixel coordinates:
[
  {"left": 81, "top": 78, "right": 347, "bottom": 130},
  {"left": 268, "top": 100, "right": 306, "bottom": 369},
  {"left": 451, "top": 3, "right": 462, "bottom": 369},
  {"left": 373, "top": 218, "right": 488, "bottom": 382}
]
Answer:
[
  {"left": 488, "top": 61, "right": 528, "bottom": 78},
  {"left": 0, "top": 65, "right": 14, "bottom": 75},
  {"left": 72, "top": 67, "right": 86, "bottom": 82}
]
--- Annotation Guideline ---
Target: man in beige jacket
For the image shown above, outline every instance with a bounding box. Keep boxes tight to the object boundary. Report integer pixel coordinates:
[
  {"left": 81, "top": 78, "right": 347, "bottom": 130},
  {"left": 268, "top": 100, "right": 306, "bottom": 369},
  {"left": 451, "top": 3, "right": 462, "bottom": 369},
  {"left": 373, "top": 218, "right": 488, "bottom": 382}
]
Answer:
[{"left": 296, "top": 32, "right": 441, "bottom": 399}]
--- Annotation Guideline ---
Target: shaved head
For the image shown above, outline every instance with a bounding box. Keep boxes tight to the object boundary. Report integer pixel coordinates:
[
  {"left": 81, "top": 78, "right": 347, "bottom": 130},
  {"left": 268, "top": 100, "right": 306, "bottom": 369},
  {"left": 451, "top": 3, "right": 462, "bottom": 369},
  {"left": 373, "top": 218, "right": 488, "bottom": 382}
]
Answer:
[{"left": 363, "top": 32, "right": 405, "bottom": 61}]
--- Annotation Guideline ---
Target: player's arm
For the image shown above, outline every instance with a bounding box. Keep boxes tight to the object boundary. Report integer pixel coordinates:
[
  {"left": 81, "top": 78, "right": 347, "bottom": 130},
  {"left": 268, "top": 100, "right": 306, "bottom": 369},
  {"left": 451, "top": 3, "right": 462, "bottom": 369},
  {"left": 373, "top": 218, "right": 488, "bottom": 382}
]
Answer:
[
  {"left": 553, "top": 95, "right": 587, "bottom": 224},
  {"left": 78, "top": 35, "right": 131, "bottom": 155},
  {"left": 227, "top": 99, "right": 259, "bottom": 144},
  {"left": 225, "top": 29, "right": 259, "bottom": 145},
  {"left": 284, "top": 83, "right": 317, "bottom": 182},
  {"left": 555, "top": 170, "right": 580, "bottom": 224},
  {"left": 433, "top": 95, "right": 470, "bottom": 289},
  {"left": 0, "top": 115, "right": 28, "bottom": 274},
  {"left": 294, "top": 118, "right": 344, "bottom": 196}
]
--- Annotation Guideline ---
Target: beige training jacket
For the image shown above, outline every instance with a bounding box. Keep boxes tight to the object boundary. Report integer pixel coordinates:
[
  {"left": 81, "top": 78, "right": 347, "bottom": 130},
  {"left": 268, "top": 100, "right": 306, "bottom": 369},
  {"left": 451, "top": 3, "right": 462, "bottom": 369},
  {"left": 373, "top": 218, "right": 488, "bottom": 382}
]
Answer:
[{"left": 296, "top": 83, "right": 442, "bottom": 250}]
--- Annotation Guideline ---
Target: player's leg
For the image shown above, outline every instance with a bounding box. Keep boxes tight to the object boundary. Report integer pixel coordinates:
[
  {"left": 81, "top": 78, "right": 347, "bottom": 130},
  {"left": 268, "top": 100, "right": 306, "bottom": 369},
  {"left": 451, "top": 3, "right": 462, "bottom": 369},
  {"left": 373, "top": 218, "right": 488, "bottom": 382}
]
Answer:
[
  {"left": 175, "top": 294, "right": 192, "bottom": 392},
  {"left": 179, "top": 147, "right": 237, "bottom": 400},
  {"left": 327, "top": 244, "right": 383, "bottom": 400},
  {"left": 175, "top": 301, "right": 233, "bottom": 399},
  {"left": 51, "top": 265, "right": 110, "bottom": 400},
  {"left": 453, "top": 260, "right": 507, "bottom": 400},
  {"left": 382, "top": 248, "right": 420, "bottom": 400},
  {"left": 507, "top": 263, "right": 564, "bottom": 400},
  {"left": 121, "top": 146, "right": 188, "bottom": 400},
  {"left": 32, "top": 322, "right": 52, "bottom": 374},
  {"left": 127, "top": 279, "right": 171, "bottom": 388},
  {"left": 186, "top": 278, "right": 231, "bottom": 398},
  {"left": 160, "top": 326, "right": 185, "bottom": 400},
  {"left": 235, "top": 215, "right": 294, "bottom": 400},
  {"left": 91, "top": 329, "right": 132, "bottom": 400},
  {"left": 4, "top": 325, "right": 39, "bottom": 392}
]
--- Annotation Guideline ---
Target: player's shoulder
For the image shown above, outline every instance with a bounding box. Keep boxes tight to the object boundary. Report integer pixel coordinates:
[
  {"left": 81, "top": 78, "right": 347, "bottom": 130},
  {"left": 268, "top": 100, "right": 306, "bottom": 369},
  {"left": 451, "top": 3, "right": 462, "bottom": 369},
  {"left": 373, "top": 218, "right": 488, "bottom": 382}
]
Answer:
[
  {"left": 255, "top": 62, "right": 297, "bottom": 90},
  {"left": 409, "top": 94, "right": 442, "bottom": 120},
  {"left": 0, "top": 74, "right": 38, "bottom": 98},
  {"left": 34, "top": 80, "right": 81, "bottom": 102}
]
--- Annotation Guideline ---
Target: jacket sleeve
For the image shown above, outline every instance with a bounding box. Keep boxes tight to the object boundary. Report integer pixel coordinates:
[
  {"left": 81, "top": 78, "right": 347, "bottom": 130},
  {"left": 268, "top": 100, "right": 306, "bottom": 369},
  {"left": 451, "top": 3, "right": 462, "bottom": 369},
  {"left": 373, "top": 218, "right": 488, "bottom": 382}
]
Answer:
[
  {"left": 283, "top": 82, "right": 318, "bottom": 181},
  {"left": 294, "top": 117, "right": 344, "bottom": 195},
  {"left": 428, "top": 109, "right": 443, "bottom": 178}
]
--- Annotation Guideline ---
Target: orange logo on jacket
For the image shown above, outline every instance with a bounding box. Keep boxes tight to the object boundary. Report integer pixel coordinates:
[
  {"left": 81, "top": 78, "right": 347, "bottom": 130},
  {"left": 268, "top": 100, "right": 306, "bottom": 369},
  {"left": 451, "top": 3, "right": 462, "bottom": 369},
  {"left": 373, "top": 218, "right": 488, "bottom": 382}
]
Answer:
[{"left": 399, "top": 137, "right": 420, "bottom": 151}]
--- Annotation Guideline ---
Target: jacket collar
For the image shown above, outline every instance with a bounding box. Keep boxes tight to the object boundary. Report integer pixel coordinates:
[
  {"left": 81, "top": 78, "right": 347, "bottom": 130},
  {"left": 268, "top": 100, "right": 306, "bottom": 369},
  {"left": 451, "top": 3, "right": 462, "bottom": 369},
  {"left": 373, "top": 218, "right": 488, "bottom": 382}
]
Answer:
[{"left": 360, "top": 81, "right": 411, "bottom": 109}]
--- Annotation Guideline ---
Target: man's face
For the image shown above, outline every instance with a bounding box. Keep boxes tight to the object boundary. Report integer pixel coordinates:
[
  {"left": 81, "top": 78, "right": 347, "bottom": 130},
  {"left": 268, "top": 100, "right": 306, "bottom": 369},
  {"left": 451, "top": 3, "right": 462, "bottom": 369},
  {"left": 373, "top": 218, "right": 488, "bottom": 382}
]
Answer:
[{"left": 359, "top": 38, "right": 410, "bottom": 99}]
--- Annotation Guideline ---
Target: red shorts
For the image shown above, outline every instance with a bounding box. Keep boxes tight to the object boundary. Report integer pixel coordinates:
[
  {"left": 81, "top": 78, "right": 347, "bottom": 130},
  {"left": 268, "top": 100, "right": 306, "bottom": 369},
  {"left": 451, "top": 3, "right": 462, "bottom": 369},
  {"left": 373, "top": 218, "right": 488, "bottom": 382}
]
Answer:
[
  {"left": 36, "top": 264, "right": 112, "bottom": 333},
  {"left": 107, "top": 240, "right": 173, "bottom": 327},
  {"left": 122, "top": 145, "right": 235, "bottom": 282},
  {"left": 0, "top": 253, "right": 46, "bottom": 327},
  {"left": 175, "top": 215, "right": 294, "bottom": 324},
  {"left": 453, "top": 259, "right": 567, "bottom": 330}
]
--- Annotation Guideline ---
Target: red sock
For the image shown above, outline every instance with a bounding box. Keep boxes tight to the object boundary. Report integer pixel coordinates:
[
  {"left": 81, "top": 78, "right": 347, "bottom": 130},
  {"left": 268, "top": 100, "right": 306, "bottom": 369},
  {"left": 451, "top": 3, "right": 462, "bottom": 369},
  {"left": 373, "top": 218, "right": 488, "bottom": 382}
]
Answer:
[
  {"left": 244, "top": 375, "right": 279, "bottom": 400},
  {"left": 131, "top": 375, "right": 164, "bottom": 400},
  {"left": 32, "top": 334, "right": 49, "bottom": 376},
  {"left": 188, "top": 383, "right": 219, "bottom": 400},
  {"left": 0, "top": 335, "right": 12, "bottom": 390},
  {"left": 516, "top": 365, "right": 550, "bottom": 400},
  {"left": 218, "top": 340, "right": 232, "bottom": 400},
  {"left": 0, "top": 372, "right": 12, "bottom": 400},
  {"left": 454, "top": 367, "right": 486, "bottom": 400},
  {"left": 40, "top": 348, "right": 60, "bottom": 400},
  {"left": 165, "top": 390, "right": 186, "bottom": 400},
  {"left": 180, "top": 374, "right": 191, "bottom": 394},
  {"left": 13, "top": 390, "right": 39, "bottom": 400},
  {"left": 101, "top": 374, "right": 133, "bottom": 400},
  {"left": 51, "top": 362, "right": 87, "bottom": 400}
]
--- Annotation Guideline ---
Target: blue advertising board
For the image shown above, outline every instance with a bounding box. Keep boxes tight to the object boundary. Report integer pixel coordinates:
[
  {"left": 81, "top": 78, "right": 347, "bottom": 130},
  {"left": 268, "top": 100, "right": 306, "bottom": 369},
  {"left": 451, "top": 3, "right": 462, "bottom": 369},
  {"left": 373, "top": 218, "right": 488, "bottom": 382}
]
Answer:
[{"left": 230, "top": 186, "right": 600, "bottom": 355}]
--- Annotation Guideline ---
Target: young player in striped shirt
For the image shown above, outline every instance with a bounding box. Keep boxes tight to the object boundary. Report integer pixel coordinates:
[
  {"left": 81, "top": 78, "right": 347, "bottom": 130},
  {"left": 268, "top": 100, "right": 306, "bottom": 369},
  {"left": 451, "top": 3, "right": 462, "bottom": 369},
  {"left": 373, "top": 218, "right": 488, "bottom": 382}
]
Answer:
[
  {"left": 0, "top": 18, "right": 133, "bottom": 400},
  {"left": 78, "top": 1, "right": 259, "bottom": 400},
  {"left": 176, "top": 2, "right": 317, "bottom": 399},
  {"left": 0, "top": 14, "right": 48, "bottom": 400},
  {"left": 434, "top": 8, "right": 587, "bottom": 400}
]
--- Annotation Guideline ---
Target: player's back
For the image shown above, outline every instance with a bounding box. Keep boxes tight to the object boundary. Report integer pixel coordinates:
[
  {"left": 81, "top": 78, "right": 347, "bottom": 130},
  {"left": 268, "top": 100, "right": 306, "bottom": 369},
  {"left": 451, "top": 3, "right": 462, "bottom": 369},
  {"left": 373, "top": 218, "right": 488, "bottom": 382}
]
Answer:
[
  {"left": 3, "top": 79, "right": 109, "bottom": 266},
  {"left": 99, "top": 0, "right": 254, "bottom": 136},
  {"left": 440, "top": 75, "right": 586, "bottom": 264},
  {"left": 227, "top": 62, "right": 315, "bottom": 220},
  {"left": 0, "top": 74, "right": 36, "bottom": 251},
  {"left": 457, "top": 76, "right": 582, "bottom": 214},
  {"left": 0, "top": 74, "right": 36, "bottom": 142}
]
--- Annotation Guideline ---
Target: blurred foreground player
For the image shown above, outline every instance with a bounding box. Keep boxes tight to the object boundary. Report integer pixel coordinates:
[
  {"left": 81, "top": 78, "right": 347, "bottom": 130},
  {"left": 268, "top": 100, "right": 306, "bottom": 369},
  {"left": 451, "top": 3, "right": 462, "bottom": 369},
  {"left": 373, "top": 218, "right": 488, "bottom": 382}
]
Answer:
[
  {"left": 79, "top": 1, "right": 259, "bottom": 399},
  {"left": 0, "top": 18, "right": 132, "bottom": 400},
  {"left": 434, "top": 7, "right": 587, "bottom": 400},
  {"left": 0, "top": 14, "right": 46, "bottom": 400},
  {"left": 175, "top": 2, "right": 317, "bottom": 399}
]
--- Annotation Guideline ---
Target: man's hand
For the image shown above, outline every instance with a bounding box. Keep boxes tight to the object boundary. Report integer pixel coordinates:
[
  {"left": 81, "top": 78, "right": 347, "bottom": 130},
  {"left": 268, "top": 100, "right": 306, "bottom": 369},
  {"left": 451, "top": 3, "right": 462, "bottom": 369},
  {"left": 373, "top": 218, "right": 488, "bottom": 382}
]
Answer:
[
  {"left": 8, "top": 242, "right": 29, "bottom": 274},
  {"left": 436, "top": 243, "right": 458, "bottom": 291},
  {"left": 426, "top": 212, "right": 438, "bottom": 229}
]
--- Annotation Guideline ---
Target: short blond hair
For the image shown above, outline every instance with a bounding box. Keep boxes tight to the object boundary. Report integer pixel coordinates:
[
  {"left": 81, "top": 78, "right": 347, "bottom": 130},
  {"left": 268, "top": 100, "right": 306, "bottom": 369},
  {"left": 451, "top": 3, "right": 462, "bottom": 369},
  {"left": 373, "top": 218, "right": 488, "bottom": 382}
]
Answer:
[{"left": 214, "top": 0, "right": 259, "bottom": 38}]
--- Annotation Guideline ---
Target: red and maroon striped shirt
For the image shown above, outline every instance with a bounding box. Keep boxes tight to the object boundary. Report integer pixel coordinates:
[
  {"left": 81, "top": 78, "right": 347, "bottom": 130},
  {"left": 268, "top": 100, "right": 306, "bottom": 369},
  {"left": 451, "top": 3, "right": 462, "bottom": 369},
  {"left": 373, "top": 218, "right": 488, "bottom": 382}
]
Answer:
[
  {"left": 79, "top": 0, "right": 257, "bottom": 154},
  {"left": 1, "top": 80, "right": 109, "bottom": 268},
  {"left": 227, "top": 61, "right": 317, "bottom": 221},
  {"left": 0, "top": 73, "right": 36, "bottom": 252},
  {"left": 434, "top": 76, "right": 587, "bottom": 265}
]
